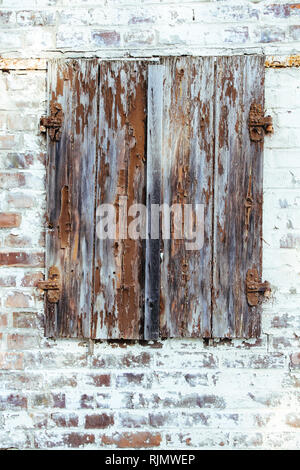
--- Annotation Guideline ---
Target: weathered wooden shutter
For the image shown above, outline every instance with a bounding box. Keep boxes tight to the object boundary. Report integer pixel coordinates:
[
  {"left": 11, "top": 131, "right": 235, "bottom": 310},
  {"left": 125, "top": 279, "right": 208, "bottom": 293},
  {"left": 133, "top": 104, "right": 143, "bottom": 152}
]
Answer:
[
  {"left": 145, "top": 58, "right": 215, "bottom": 339},
  {"left": 212, "top": 56, "right": 265, "bottom": 338},
  {"left": 45, "top": 60, "right": 99, "bottom": 338},
  {"left": 42, "top": 56, "right": 266, "bottom": 339},
  {"left": 93, "top": 61, "right": 147, "bottom": 339}
]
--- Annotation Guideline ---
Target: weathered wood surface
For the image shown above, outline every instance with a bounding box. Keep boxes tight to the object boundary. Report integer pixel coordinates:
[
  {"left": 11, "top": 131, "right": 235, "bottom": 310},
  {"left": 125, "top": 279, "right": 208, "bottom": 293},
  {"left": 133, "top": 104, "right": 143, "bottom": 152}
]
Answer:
[
  {"left": 159, "top": 57, "right": 215, "bottom": 338},
  {"left": 144, "top": 65, "right": 164, "bottom": 340},
  {"left": 93, "top": 61, "right": 147, "bottom": 339},
  {"left": 46, "top": 59, "right": 99, "bottom": 337},
  {"left": 212, "top": 55, "right": 265, "bottom": 338}
]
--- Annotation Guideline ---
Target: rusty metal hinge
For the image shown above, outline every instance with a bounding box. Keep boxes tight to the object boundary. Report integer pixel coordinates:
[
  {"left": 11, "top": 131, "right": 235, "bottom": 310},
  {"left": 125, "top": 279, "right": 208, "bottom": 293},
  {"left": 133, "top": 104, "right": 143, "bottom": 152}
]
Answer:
[
  {"left": 246, "top": 267, "right": 271, "bottom": 306},
  {"left": 249, "top": 103, "right": 273, "bottom": 142},
  {"left": 40, "top": 102, "right": 63, "bottom": 142},
  {"left": 37, "top": 266, "right": 61, "bottom": 303}
]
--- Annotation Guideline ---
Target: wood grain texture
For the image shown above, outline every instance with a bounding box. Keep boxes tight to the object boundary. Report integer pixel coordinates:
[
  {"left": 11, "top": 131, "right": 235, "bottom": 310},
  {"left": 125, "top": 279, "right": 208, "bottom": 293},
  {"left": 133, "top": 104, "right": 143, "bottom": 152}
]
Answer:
[
  {"left": 159, "top": 57, "right": 215, "bottom": 338},
  {"left": 144, "top": 65, "right": 164, "bottom": 340},
  {"left": 212, "top": 55, "right": 265, "bottom": 338},
  {"left": 45, "top": 59, "right": 99, "bottom": 338},
  {"left": 93, "top": 61, "right": 147, "bottom": 339}
]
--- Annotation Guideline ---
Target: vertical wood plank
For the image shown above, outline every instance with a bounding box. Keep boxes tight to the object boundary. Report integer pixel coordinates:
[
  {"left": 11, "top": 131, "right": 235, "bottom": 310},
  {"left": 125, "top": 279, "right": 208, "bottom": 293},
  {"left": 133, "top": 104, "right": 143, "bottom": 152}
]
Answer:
[
  {"left": 212, "top": 55, "right": 265, "bottom": 338},
  {"left": 159, "top": 57, "right": 215, "bottom": 338},
  {"left": 93, "top": 61, "right": 147, "bottom": 339},
  {"left": 45, "top": 59, "right": 99, "bottom": 338},
  {"left": 144, "top": 65, "right": 164, "bottom": 340}
]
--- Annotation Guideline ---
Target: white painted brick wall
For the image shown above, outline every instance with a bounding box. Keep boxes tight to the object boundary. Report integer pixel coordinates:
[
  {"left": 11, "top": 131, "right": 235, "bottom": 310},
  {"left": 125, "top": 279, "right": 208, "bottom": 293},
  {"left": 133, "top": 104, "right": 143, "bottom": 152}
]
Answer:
[{"left": 0, "top": 0, "right": 300, "bottom": 450}]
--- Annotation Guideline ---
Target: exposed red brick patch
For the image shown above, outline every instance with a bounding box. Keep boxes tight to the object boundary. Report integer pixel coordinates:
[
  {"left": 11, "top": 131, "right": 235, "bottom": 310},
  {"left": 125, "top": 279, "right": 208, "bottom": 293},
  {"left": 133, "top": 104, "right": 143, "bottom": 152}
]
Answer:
[
  {"left": 51, "top": 412, "right": 79, "bottom": 428},
  {"left": 13, "top": 312, "right": 40, "bottom": 328},
  {"left": 7, "top": 333, "right": 39, "bottom": 350},
  {"left": 63, "top": 432, "right": 95, "bottom": 448},
  {"left": 101, "top": 432, "right": 162, "bottom": 448},
  {"left": 89, "top": 374, "right": 111, "bottom": 387},
  {"left": 92, "top": 31, "right": 120, "bottom": 46},
  {"left": 0, "top": 212, "right": 21, "bottom": 228},
  {"left": 0, "top": 252, "right": 44, "bottom": 267},
  {"left": 0, "top": 393, "right": 27, "bottom": 410},
  {"left": 85, "top": 413, "right": 114, "bottom": 429},
  {"left": 52, "top": 393, "right": 66, "bottom": 409}
]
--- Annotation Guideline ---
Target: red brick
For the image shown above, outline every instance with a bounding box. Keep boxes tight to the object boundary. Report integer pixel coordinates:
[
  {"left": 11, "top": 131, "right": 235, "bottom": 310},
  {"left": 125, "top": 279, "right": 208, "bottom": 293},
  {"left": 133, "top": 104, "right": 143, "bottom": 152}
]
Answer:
[
  {"left": 20, "top": 271, "right": 44, "bottom": 287},
  {"left": 0, "top": 393, "right": 27, "bottom": 410},
  {"left": 92, "top": 352, "right": 151, "bottom": 368},
  {"left": 85, "top": 413, "right": 114, "bottom": 429},
  {"left": 63, "top": 432, "right": 95, "bottom": 448},
  {"left": 0, "top": 314, "right": 7, "bottom": 328},
  {"left": 0, "top": 351, "right": 23, "bottom": 370},
  {"left": 5, "top": 292, "right": 32, "bottom": 308},
  {"left": 101, "top": 432, "right": 162, "bottom": 448},
  {"left": 88, "top": 374, "right": 111, "bottom": 387},
  {"left": 116, "top": 373, "right": 147, "bottom": 388},
  {"left": 0, "top": 212, "right": 21, "bottom": 228},
  {"left": 7, "top": 333, "right": 39, "bottom": 350},
  {"left": 290, "top": 352, "right": 300, "bottom": 368},
  {"left": 51, "top": 412, "right": 79, "bottom": 428},
  {"left": 80, "top": 394, "right": 94, "bottom": 409},
  {"left": 13, "top": 312, "right": 41, "bottom": 329},
  {"left": 34, "top": 432, "right": 95, "bottom": 449},
  {"left": 52, "top": 393, "right": 66, "bottom": 409},
  {"left": 91, "top": 31, "right": 120, "bottom": 46},
  {"left": 0, "top": 252, "right": 44, "bottom": 267},
  {"left": 4, "top": 234, "right": 33, "bottom": 247}
]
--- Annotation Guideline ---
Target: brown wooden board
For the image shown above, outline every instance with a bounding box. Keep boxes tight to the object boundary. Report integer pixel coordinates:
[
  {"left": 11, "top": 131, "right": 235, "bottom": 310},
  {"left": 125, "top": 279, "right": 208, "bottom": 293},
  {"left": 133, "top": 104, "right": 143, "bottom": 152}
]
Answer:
[
  {"left": 212, "top": 55, "right": 265, "bottom": 338},
  {"left": 159, "top": 57, "right": 215, "bottom": 338},
  {"left": 92, "top": 61, "right": 147, "bottom": 339},
  {"left": 45, "top": 59, "right": 99, "bottom": 337}
]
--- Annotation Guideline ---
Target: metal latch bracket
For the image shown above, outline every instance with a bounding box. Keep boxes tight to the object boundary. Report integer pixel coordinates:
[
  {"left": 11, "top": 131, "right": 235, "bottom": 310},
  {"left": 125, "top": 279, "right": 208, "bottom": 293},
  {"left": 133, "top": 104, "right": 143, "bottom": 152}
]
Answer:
[{"left": 246, "top": 267, "right": 271, "bottom": 306}]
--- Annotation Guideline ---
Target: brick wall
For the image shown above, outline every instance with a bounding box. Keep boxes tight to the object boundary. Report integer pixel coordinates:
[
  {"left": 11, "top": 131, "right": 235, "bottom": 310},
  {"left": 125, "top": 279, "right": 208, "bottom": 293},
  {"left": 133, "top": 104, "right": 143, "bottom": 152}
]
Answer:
[{"left": 0, "top": 0, "right": 300, "bottom": 450}]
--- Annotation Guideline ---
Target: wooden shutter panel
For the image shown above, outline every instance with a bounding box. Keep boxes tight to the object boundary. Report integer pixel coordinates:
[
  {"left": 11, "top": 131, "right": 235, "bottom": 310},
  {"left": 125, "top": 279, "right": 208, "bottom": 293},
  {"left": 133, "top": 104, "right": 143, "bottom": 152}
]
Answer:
[
  {"left": 145, "top": 57, "right": 215, "bottom": 339},
  {"left": 212, "top": 55, "right": 265, "bottom": 338},
  {"left": 93, "top": 61, "right": 147, "bottom": 339},
  {"left": 45, "top": 60, "right": 99, "bottom": 337}
]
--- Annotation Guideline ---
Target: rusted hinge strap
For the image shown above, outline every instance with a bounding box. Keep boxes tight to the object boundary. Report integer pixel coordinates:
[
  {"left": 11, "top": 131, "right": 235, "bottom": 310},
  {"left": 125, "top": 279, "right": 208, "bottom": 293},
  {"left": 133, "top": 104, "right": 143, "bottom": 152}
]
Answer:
[
  {"left": 246, "top": 267, "right": 271, "bottom": 306},
  {"left": 40, "top": 102, "right": 63, "bottom": 142},
  {"left": 249, "top": 103, "right": 273, "bottom": 142},
  {"left": 37, "top": 266, "right": 61, "bottom": 303}
]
